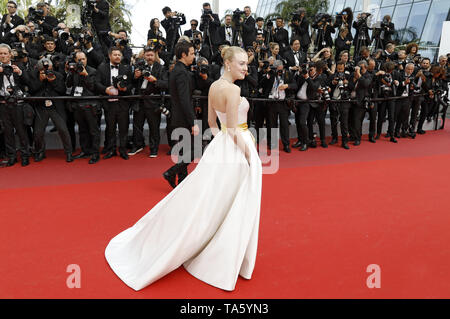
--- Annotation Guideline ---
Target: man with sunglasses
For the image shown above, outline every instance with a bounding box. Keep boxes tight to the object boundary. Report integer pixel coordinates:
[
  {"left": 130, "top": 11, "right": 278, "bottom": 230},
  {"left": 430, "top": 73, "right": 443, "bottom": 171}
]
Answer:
[{"left": 184, "top": 19, "right": 201, "bottom": 41}]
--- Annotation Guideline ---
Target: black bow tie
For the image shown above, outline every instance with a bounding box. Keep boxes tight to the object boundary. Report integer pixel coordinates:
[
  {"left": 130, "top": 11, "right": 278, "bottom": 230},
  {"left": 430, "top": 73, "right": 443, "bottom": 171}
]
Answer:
[
  {"left": 111, "top": 65, "right": 119, "bottom": 70},
  {"left": 294, "top": 51, "right": 299, "bottom": 55}
]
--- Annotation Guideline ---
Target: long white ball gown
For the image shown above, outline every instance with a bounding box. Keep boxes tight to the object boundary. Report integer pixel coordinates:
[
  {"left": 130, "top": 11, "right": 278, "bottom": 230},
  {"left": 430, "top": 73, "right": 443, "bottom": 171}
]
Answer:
[{"left": 105, "top": 97, "right": 262, "bottom": 291}]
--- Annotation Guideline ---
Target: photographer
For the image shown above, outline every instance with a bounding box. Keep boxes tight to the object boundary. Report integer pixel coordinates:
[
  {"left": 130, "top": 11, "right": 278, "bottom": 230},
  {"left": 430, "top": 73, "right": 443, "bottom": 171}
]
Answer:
[
  {"left": 394, "top": 62, "right": 416, "bottom": 138},
  {"left": 350, "top": 60, "right": 373, "bottom": 146},
  {"left": 89, "top": 0, "right": 111, "bottom": 56},
  {"left": 375, "top": 61, "right": 399, "bottom": 143},
  {"left": 312, "top": 13, "right": 334, "bottom": 52},
  {"left": 39, "top": 36, "right": 66, "bottom": 73},
  {"left": 109, "top": 29, "right": 132, "bottom": 65},
  {"left": 282, "top": 38, "right": 307, "bottom": 74},
  {"left": 352, "top": 13, "right": 371, "bottom": 59},
  {"left": 31, "top": 2, "right": 59, "bottom": 37},
  {"left": 260, "top": 59, "right": 297, "bottom": 152},
  {"left": 312, "top": 47, "right": 336, "bottom": 76},
  {"left": 76, "top": 27, "right": 105, "bottom": 69},
  {"left": 96, "top": 47, "right": 133, "bottom": 160},
  {"left": 373, "top": 15, "right": 395, "bottom": 51},
  {"left": 28, "top": 58, "right": 73, "bottom": 163},
  {"left": 255, "top": 17, "right": 267, "bottom": 40},
  {"left": 66, "top": 51, "right": 100, "bottom": 164},
  {"left": 148, "top": 18, "right": 167, "bottom": 48},
  {"left": 199, "top": 2, "right": 220, "bottom": 53},
  {"left": 334, "top": 26, "right": 353, "bottom": 60},
  {"left": 130, "top": 46, "right": 168, "bottom": 158},
  {"left": 184, "top": 19, "right": 201, "bottom": 40},
  {"left": 192, "top": 32, "right": 211, "bottom": 62},
  {"left": 334, "top": 7, "right": 353, "bottom": 34},
  {"left": 423, "top": 66, "right": 447, "bottom": 131},
  {"left": 328, "top": 60, "right": 352, "bottom": 149},
  {"left": 0, "top": 43, "right": 32, "bottom": 167},
  {"left": 161, "top": 6, "right": 186, "bottom": 55},
  {"left": 290, "top": 8, "right": 310, "bottom": 54},
  {"left": 1, "top": 1, "right": 24, "bottom": 37},
  {"left": 411, "top": 57, "right": 432, "bottom": 135},
  {"left": 272, "top": 18, "right": 289, "bottom": 55},
  {"left": 365, "top": 58, "right": 383, "bottom": 143},
  {"left": 294, "top": 60, "right": 328, "bottom": 150},
  {"left": 380, "top": 43, "right": 398, "bottom": 63},
  {"left": 242, "top": 6, "right": 256, "bottom": 49}
]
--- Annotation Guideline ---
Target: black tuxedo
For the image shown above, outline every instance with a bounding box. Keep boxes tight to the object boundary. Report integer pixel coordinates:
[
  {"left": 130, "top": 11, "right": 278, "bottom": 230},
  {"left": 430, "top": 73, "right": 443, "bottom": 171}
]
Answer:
[
  {"left": 183, "top": 29, "right": 201, "bottom": 40},
  {"left": 218, "top": 25, "right": 236, "bottom": 45},
  {"left": 199, "top": 13, "right": 220, "bottom": 48},
  {"left": 272, "top": 27, "right": 289, "bottom": 53},
  {"left": 132, "top": 62, "right": 168, "bottom": 154},
  {"left": 242, "top": 15, "right": 256, "bottom": 48},
  {"left": 291, "top": 18, "right": 311, "bottom": 52},
  {"left": 282, "top": 49, "right": 307, "bottom": 69},
  {"left": 92, "top": 0, "right": 111, "bottom": 32},
  {"left": 0, "top": 13, "right": 24, "bottom": 36},
  {"left": 96, "top": 62, "right": 133, "bottom": 154},
  {"left": 38, "top": 15, "right": 59, "bottom": 36},
  {"left": 161, "top": 15, "right": 187, "bottom": 53}
]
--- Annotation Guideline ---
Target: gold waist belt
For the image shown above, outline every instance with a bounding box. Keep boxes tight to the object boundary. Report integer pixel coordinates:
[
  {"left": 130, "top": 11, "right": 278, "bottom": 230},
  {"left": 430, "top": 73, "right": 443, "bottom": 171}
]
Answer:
[
  {"left": 221, "top": 123, "right": 256, "bottom": 145},
  {"left": 221, "top": 123, "right": 249, "bottom": 132}
]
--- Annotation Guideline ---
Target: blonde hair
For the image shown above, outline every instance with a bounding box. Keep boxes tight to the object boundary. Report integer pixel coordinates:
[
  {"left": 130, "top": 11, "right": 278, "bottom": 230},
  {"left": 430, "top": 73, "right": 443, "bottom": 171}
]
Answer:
[{"left": 221, "top": 45, "right": 246, "bottom": 63}]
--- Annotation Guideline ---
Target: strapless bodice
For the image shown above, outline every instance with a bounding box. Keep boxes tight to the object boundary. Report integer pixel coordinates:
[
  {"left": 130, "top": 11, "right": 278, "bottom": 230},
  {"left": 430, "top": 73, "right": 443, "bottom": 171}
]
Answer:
[{"left": 214, "top": 97, "right": 249, "bottom": 127}]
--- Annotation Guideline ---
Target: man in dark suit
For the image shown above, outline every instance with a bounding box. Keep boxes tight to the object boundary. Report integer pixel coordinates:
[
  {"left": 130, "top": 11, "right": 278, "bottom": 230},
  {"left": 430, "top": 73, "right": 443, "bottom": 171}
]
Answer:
[
  {"left": 161, "top": 6, "right": 186, "bottom": 55},
  {"left": 129, "top": 46, "right": 168, "bottom": 158},
  {"left": 291, "top": 8, "right": 311, "bottom": 54},
  {"left": 67, "top": 51, "right": 101, "bottom": 164},
  {"left": 199, "top": 2, "right": 220, "bottom": 51},
  {"left": 218, "top": 14, "right": 235, "bottom": 46},
  {"left": 91, "top": 0, "right": 111, "bottom": 56},
  {"left": 272, "top": 18, "right": 290, "bottom": 54},
  {"left": 95, "top": 47, "right": 133, "bottom": 160},
  {"left": 34, "top": 2, "right": 59, "bottom": 37},
  {"left": 242, "top": 6, "right": 256, "bottom": 49},
  {"left": 0, "top": 43, "right": 32, "bottom": 167},
  {"left": 163, "top": 41, "right": 199, "bottom": 188},
  {"left": 0, "top": 1, "right": 24, "bottom": 37},
  {"left": 283, "top": 38, "right": 307, "bottom": 72},
  {"left": 184, "top": 19, "right": 201, "bottom": 40}
]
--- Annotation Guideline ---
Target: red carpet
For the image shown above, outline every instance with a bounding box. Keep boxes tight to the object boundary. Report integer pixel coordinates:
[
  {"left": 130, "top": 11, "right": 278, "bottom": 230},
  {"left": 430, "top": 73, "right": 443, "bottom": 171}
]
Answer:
[{"left": 1, "top": 128, "right": 450, "bottom": 298}]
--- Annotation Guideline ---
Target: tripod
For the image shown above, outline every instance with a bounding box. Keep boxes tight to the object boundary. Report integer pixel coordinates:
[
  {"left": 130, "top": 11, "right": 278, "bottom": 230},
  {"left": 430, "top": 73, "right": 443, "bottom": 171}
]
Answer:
[
  {"left": 354, "top": 24, "right": 368, "bottom": 59},
  {"left": 202, "top": 20, "right": 214, "bottom": 57}
]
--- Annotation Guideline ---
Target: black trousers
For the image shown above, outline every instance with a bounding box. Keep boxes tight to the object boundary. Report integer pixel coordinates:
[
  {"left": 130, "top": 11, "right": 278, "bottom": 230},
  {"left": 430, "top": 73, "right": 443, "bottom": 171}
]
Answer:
[
  {"left": 33, "top": 106, "right": 72, "bottom": 155},
  {"left": 253, "top": 101, "right": 270, "bottom": 144},
  {"left": 296, "top": 102, "right": 310, "bottom": 145},
  {"left": 132, "top": 102, "right": 162, "bottom": 153},
  {"left": 103, "top": 101, "right": 129, "bottom": 154},
  {"left": 395, "top": 98, "right": 411, "bottom": 134},
  {"left": 0, "top": 103, "right": 30, "bottom": 159},
  {"left": 417, "top": 98, "right": 432, "bottom": 131},
  {"left": 167, "top": 132, "right": 195, "bottom": 179},
  {"left": 409, "top": 95, "right": 422, "bottom": 132},
  {"left": 73, "top": 105, "right": 101, "bottom": 156},
  {"left": 308, "top": 104, "right": 326, "bottom": 142},
  {"left": 366, "top": 103, "right": 378, "bottom": 138},
  {"left": 377, "top": 96, "right": 396, "bottom": 136},
  {"left": 65, "top": 104, "right": 77, "bottom": 152},
  {"left": 353, "top": 104, "right": 366, "bottom": 141},
  {"left": 330, "top": 102, "right": 351, "bottom": 142},
  {"left": 267, "top": 100, "right": 290, "bottom": 148}
]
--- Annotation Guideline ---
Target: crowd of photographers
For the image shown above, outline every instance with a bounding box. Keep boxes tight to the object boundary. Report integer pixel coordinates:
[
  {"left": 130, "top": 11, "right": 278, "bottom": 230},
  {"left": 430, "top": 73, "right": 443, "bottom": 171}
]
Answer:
[{"left": 0, "top": 1, "right": 449, "bottom": 167}]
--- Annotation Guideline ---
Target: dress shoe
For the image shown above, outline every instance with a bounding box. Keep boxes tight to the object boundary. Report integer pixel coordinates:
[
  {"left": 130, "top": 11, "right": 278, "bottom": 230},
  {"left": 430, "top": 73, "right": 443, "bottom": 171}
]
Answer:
[
  {"left": 320, "top": 141, "right": 328, "bottom": 148},
  {"left": 120, "top": 152, "right": 129, "bottom": 160},
  {"left": 385, "top": 133, "right": 391, "bottom": 138},
  {"left": 342, "top": 142, "right": 350, "bottom": 150},
  {"left": 354, "top": 140, "right": 361, "bottom": 146},
  {"left": 292, "top": 140, "right": 302, "bottom": 148},
  {"left": 283, "top": 145, "right": 291, "bottom": 153},
  {"left": 73, "top": 152, "right": 90, "bottom": 159},
  {"left": 299, "top": 144, "right": 308, "bottom": 151},
  {"left": 409, "top": 132, "right": 416, "bottom": 139},
  {"left": 101, "top": 148, "right": 109, "bottom": 154},
  {"left": 21, "top": 157, "right": 30, "bottom": 167},
  {"left": 329, "top": 137, "right": 338, "bottom": 145},
  {"left": 375, "top": 134, "right": 380, "bottom": 140},
  {"left": 128, "top": 146, "right": 143, "bottom": 156},
  {"left": 400, "top": 131, "right": 407, "bottom": 138},
  {"left": 103, "top": 151, "right": 117, "bottom": 159},
  {"left": 6, "top": 158, "right": 17, "bottom": 167},
  {"left": 34, "top": 152, "right": 46, "bottom": 162},
  {"left": 417, "top": 129, "right": 426, "bottom": 135},
  {"left": 390, "top": 137, "right": 398, "bottom": 143},
  {"left": 178, "top": 172, "right": 188, "bottom": 185},
  {"left": 369, "top": 136, "right": 376, "bottom": 143},
  {"left": 309, "top": 140, "right": 317, "bottom": 148},
  {"left": 349, "top": 136, "right": 356, "bottom": 142},
  {"left": 163, "top": 171, "right": 176, "bottom": 188},
  {"left": 394, "top": 132, "right": 400, "bottom": 138},
  {"left": 149, "top": 150, "right": 158, "bottom": 158},
  {"left": 89, "top": 154, "right": 100, "bottom": 164},
  {"left": 66, "top": 153, "right": 74, "bottom": 163}
]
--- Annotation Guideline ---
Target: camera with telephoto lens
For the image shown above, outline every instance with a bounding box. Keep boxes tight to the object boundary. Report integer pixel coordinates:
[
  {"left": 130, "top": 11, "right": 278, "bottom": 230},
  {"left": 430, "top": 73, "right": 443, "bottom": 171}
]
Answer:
[
  {"left": 1, "top": 85, "right": 25, "bottom": 104},
  {"left": 290, "top": 10, "right": 301, "bottom": 23},
  {"left": 300, "top": 63, "right": 309, "bottom": 75},
  {"left": 155, "top": 102, "right": 171, "bottom": 118},
  {"left": 135, "top": 59, "right": 152, "bottom": 78},
  {"left": 112, "top": 75, "right": 128, "bottom": 89},
  {"left": 381, "top": 73, "right": 393, "bottom": 94},
  {"left": 28, "top": 7, "right": 44, "bottom": 23},
  {"left": 319, "top": 86, "right": 331, "bottom": 101},
  {"left": 115, "top": 38, "right": 129, "bottom": 47},
  {"left": 11, "top": 42, "right": 28, "bottom": 60},
  {"left": 232, "top": 8, "right": 245, "bottom": 26},
  {"left": 201, "top": 8, "right": 213, "bottom": 24},
  {"left": 198, "top": 64, "right": 209, "bottom": 75},
  {"left": 313, "top": 13, "right": 332, "bottom": 27}
]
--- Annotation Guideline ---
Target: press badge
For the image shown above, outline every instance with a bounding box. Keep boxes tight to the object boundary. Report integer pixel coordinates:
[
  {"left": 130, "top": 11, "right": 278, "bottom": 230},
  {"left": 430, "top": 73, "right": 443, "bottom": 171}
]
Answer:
[
  {"left": 141, "top": 79, "right": 148, "bottom": 90},
  {"left": 74, "top": 86, "right": 84, "bottom": 97},
  {"left": 45, "top": 100, "right": 53, "bottom": 107}
]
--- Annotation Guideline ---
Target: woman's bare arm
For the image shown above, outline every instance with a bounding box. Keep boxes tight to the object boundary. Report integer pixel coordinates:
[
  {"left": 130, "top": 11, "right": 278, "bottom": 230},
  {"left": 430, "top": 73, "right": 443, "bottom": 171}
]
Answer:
[{"left": 208, "top": 88, "right": 220, "bottom": 136}]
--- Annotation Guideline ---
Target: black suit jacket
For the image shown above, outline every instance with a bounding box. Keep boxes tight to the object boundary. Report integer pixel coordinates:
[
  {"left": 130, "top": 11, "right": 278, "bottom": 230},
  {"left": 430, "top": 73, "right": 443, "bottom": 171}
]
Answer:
[
  {"left": 66, "top": 65, "right": 98, "bottom": 107},
  {"left": 351, "top": 71, "right": 373, "bottom": 105},
  {"left": 39, "top": 15, "right": 59, "bottom": 36},
  {"left": 260, "top": 70, "right": 297, "bottom": 99},
  {"left": 169, "top": 61, "right": 195, "bottom": 129},
  {"left": 199, "top": 13, "right": 220, "bottom": 46},
  {"left": 291, "top": 18, "right": 311, "bottom": 48},
  {"left": 242, "top": 15, "right": 256, "bottom": 48},
  {"left": 92, "top": 0, "right": 111, "bottom": 32},
  {"left": 95, "top": 62, "right": 133, "bottom": 108},
  {"left": 272, "top": 27, "right": 290, "bottom": 53},
  {"left": 282, "top": 49, "right": 307, "bottom": 69},
  {"left": 218, "top": 25, "right": 236, "bottom": 45},
  {"left": 133, "top": 62, "right": 168, "bottom": 107},
  {"left": 183, "top": 29, "right": 201, "bottom": 40},
  {"left": 0, "top": 13, "right": 24, "bottom": 35}
]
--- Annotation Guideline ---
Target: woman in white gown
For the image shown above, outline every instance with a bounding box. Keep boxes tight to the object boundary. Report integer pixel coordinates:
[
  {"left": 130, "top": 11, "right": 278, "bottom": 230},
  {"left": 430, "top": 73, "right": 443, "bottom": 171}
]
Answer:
[{"left": 105, "top": 46, "right": 262, "bottom": 291}]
